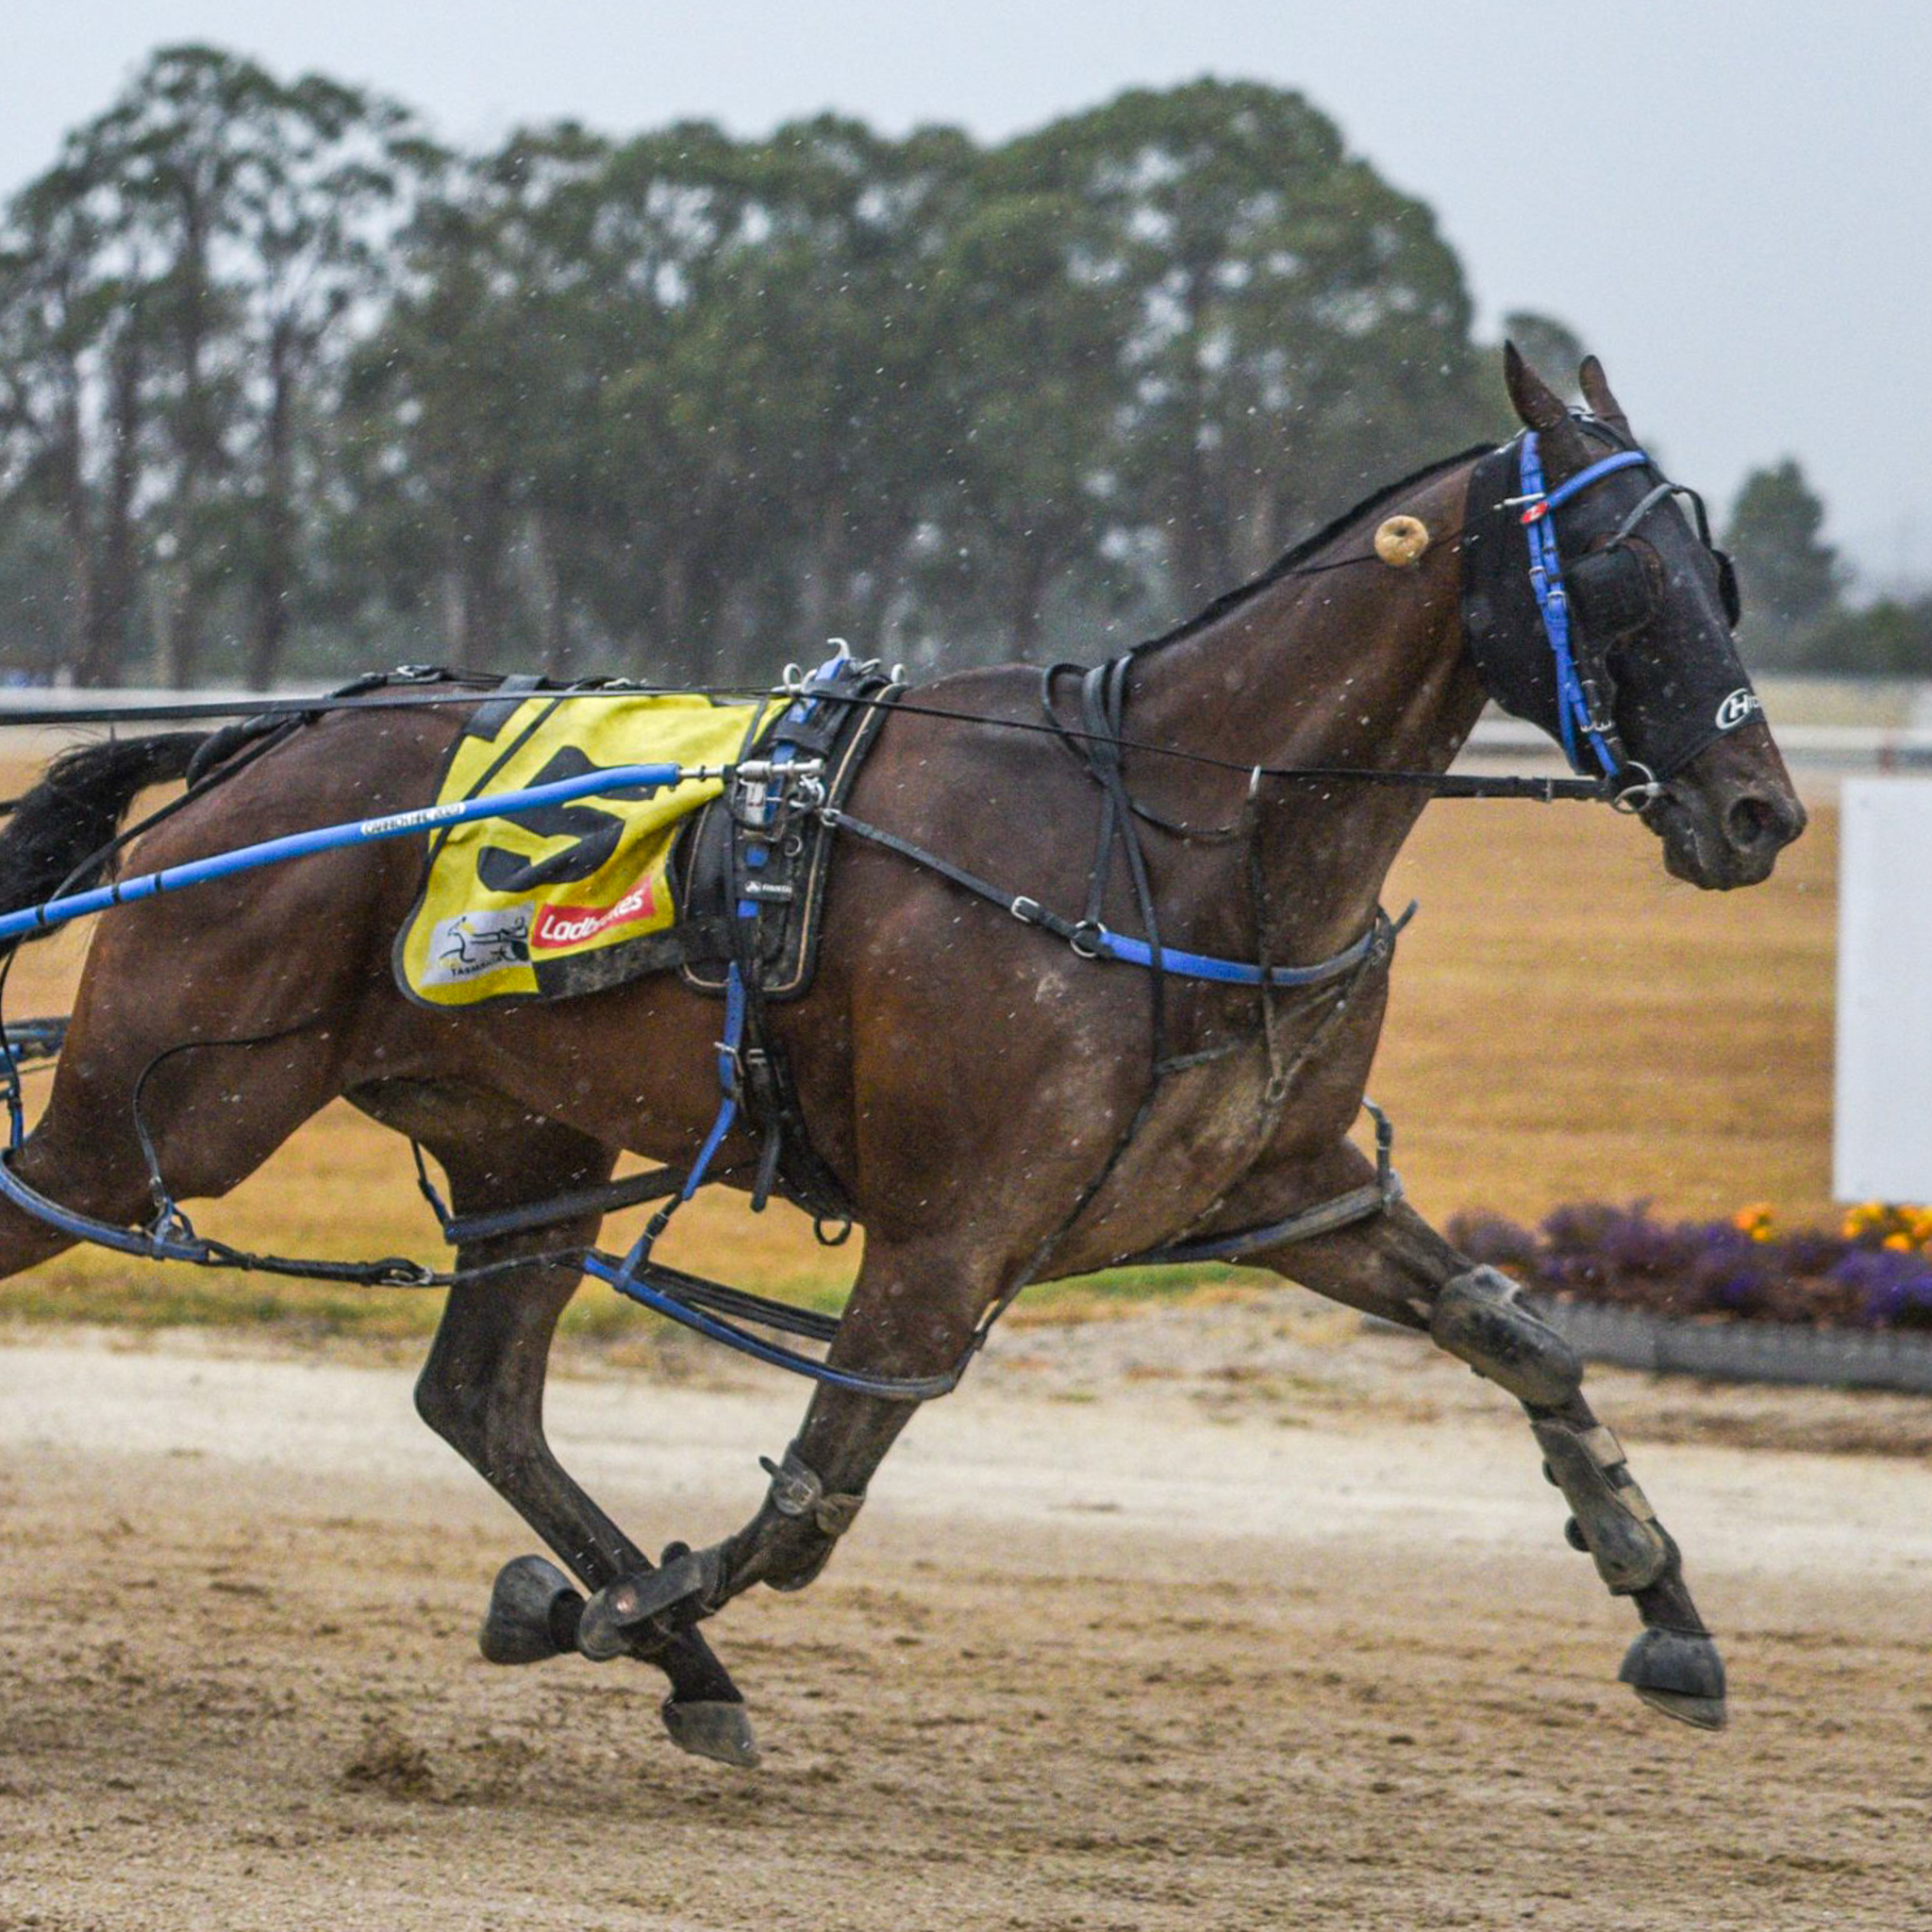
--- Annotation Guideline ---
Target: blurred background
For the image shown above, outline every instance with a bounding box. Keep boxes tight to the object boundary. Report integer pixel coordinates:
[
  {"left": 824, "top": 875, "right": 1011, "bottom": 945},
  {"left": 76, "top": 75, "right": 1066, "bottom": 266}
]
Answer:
[{"left": 0, "top": 5, "right": 1924, "bottom": 694}]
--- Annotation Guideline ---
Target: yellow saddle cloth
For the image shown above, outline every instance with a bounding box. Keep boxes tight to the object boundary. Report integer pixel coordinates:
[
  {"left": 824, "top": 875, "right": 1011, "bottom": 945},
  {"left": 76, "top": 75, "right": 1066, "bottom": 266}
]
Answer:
[{"left": 395, "top": 691, "right": 764, "bottom": 1008}]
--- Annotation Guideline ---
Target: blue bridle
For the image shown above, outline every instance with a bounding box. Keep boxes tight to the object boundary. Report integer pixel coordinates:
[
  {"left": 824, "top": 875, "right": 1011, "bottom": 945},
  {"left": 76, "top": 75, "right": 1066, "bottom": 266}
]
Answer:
[{"left": 1512, "top": 433, "right": 1651, "bottom": 778}]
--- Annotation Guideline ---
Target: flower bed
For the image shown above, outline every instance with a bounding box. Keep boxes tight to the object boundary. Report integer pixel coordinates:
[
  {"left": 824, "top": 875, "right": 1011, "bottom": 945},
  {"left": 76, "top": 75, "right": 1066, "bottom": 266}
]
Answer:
[{"left": 1446, "top": 1201, "right": 1932, "bottom": 1333}]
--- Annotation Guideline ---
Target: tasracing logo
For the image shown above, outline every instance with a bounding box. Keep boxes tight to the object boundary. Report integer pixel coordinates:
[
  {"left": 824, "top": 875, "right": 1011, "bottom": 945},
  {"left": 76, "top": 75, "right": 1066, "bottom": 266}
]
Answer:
[
  {"left": 424, "top": 908, "right": 530, "bottom": 982},
  {"left": 1715, "top": 688, "right": 1761, "bottom": 732}
]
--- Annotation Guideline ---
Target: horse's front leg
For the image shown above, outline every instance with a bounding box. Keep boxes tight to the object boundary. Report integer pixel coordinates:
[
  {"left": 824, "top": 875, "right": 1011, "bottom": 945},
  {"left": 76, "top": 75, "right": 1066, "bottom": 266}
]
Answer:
[
  {"left": 1262, "top": 1198, "right": 1727, "bottom": 1730},
  {"left": 574, "top": 1231, "right": 993, "bottom": 1648}
]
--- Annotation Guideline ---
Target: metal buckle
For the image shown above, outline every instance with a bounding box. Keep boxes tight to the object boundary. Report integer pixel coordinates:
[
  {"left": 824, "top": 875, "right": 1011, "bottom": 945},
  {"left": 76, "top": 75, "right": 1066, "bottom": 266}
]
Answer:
[
  {"left": 1610, "top": 763, "right": 1663, "bottom": 814},
  {"left": 1068, "top": 920, "right": 1106, "bottom": 959}
]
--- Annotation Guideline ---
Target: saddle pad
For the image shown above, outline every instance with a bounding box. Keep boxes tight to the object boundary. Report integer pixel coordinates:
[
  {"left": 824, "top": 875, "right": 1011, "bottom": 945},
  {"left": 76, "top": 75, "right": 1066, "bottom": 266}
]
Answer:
[{"left": 395, "top": 691, "right": 765, "bottom": 1008}]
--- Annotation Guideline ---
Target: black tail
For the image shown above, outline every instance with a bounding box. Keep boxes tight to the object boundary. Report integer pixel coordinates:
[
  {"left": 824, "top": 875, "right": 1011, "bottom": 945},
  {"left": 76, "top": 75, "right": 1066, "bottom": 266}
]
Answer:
[{"left": 0, "top": 733, "right": 210, "bottom": 946}]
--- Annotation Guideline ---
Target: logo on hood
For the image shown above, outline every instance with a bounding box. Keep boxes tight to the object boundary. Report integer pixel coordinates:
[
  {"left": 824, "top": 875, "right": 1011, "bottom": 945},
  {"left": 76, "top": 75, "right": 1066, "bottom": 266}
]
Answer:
[{"left": 1715, "top": 688, "right": 1761, "bottom": 732}]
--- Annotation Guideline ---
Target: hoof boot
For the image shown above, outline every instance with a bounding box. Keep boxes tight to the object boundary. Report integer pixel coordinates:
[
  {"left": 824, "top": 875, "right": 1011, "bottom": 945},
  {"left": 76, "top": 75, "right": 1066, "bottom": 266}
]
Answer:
[
  {"left": 661, "top": 1696, "right": 760, "bottom": 1769},
  {"left": 479, "top": 1555, "right": 584, "bottom": 1666},
  {"left": 577, "top": 1546, "right": 721, "bottom": 1661},
  {"left": 1619, "top": 1626, "right": 1727, "bottom": 1731}
]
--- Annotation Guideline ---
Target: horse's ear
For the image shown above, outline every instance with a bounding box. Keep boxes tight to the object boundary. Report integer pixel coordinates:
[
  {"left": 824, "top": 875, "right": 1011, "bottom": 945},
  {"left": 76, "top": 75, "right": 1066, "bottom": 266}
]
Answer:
[
  {"left": 1504, "top": 341, "right": 1569, "bottom": 433},
  {"left": 1504, "top": 341, "right": 1585, "bottom": 465},
  {"left": 1578, "top": 355, "right": 1634, "bottom": 442}
]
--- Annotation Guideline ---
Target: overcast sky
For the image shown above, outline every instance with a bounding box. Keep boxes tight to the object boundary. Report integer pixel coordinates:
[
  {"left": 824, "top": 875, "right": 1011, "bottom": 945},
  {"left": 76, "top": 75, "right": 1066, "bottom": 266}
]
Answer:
[{"left": 8, "top": 2, "right": 1928, "bottom": 586}]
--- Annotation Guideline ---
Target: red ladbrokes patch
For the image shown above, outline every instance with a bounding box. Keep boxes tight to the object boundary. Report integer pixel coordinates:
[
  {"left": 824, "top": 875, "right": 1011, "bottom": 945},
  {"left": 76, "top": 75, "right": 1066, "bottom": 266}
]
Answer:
[{"left": 529, "top": 876, "right": 658, "bottom": 952}]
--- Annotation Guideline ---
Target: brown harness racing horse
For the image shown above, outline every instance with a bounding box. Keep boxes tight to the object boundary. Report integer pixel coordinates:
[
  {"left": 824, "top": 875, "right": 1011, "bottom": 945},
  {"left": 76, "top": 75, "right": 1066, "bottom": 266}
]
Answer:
[{"left": 0, "top": 351, "right": 1803, "bottom": 1767}]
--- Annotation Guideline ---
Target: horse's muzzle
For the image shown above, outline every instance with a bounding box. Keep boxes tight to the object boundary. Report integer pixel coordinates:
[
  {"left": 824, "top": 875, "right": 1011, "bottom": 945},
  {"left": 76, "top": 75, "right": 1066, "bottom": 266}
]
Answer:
[{"left": 1641, "top": 723, "right": 1807, "bottom": 891}]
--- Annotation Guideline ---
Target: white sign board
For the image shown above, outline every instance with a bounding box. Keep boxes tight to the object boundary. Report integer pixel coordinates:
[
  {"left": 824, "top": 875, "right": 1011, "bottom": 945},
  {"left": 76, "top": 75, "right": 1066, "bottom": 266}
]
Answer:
[{"left": 1836, "top": 778, "right": 1932, "bottom": 1202}]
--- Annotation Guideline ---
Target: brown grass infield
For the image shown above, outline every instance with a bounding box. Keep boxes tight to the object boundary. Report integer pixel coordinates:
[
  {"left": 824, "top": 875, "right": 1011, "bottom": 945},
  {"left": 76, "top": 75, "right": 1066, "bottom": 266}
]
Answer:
[{"left": 0, "top": 761, "right": 1837, "bottom": 1338}]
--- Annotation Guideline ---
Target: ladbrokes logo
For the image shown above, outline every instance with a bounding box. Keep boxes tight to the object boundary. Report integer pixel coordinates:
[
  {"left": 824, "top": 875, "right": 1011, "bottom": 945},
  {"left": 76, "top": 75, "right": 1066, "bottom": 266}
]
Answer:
[{"left": 530, "top": 877, "right": 658, "bottom": 952}]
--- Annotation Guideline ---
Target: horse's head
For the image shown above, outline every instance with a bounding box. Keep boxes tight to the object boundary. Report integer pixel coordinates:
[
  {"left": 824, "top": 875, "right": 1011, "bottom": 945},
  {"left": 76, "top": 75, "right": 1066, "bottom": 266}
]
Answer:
[{"left": 1459, "top": 346, "right": 1806, "bottom": 889}]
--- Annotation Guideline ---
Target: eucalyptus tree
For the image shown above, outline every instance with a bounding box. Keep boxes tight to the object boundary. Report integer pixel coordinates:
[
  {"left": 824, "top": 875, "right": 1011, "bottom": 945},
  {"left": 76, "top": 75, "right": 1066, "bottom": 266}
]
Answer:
[
  {"left": 0, "top": 149, "right": 155, "bottom": 685},
  {"left": 1004, "top": 81, "right": 1489, "bottom": 618},
  {"left": 336, "top": 124, "right": 614, "bottom": 671},
  {"left": 0, "top": 109, "right": 182, "bottom": 691},
  {"left": 68, "top": 43, "right": 273, "bottom": 685},
  {"left": 561, "top": 115, "right": 978, "bottom": 680},
  {"left": 1723, "top": 458, "right": 1842, "bottom": 664},
  {"left": 221, "top": 70, "right": 428, "bottom": 685},
  {"left": 339, "top": 120, "right": 786, "bottom": 675},
  {"left": 0, "top": 44, "right": 426, "bottom": 686},
  {"left": 910, "top": 186, "right": 1135, "bottom": 659}
]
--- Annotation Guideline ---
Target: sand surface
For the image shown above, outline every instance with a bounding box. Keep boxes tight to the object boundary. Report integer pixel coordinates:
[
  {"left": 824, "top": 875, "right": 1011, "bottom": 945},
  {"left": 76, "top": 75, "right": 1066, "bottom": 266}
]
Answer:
[{"left": 3, "top": 1307, "right": 1930, "bottom": 1930}]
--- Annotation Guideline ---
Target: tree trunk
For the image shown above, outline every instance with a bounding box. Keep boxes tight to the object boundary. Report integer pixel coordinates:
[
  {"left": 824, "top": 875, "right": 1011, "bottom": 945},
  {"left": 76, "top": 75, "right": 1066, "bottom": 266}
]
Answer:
[
  {"left": 47, "top": 373, "right": 95, "bottom": 681},
  {"left": 449, "top": 476, "right": 510, "bottom": 665},
  {"left": 76, "top": 326, "right": 146, "bottom": 688},
  {"left": 1007, "top": 542, "right": 1053, "bottom": 661},
  {"left": 796, "top": 496, "right": 847, "bottom": 646},
  {"left": 246, "top": 320, "right": 296, "bottom": 690},
  {"left": 163, "top": 202, "right": 218, "bottom": 689},
  {"left": 531, "top": 509, "right": 575, "bottom": 680},
  {"left": 657, "top": 547, "right": 690, "bottom": 681}
]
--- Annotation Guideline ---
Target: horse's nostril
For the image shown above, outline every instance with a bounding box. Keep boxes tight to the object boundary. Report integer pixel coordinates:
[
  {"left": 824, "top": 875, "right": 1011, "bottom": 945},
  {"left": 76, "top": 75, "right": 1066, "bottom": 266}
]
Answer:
[{"left": 1726, "top": 794, "right": 1783, "bottom": 848}]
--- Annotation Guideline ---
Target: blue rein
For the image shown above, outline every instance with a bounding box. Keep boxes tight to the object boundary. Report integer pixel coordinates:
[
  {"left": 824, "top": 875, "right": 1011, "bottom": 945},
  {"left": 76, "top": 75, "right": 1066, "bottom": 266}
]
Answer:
[{"left": 0, "top": 759, "right": 695, "bottom": 950}]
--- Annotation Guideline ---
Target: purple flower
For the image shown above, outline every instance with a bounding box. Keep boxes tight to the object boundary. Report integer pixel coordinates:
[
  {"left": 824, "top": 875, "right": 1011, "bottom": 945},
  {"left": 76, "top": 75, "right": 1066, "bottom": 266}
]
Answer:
[
  {"left": 1829, "top": 1248, "right": 1932, "bottom": 1328},
  {"left": 1442, "top": 1198, "right": 1932, "bottom": 1330}
]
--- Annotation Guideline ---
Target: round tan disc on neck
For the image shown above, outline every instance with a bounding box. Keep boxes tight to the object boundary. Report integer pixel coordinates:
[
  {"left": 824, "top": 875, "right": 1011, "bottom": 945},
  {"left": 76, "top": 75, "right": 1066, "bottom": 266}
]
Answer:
[{"left": 1374, "top": 515, "right": 1430, "bottom": 567}]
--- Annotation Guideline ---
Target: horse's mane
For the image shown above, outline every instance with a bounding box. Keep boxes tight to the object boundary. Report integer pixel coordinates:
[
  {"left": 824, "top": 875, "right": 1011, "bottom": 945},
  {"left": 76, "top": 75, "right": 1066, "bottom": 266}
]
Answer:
[{"left": 1129, "top": 441, "right": 1495, "bottom": 659}]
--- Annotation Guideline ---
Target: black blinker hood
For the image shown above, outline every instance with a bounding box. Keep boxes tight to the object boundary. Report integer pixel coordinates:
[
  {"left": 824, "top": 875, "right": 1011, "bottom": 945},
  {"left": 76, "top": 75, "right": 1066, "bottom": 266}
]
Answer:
[{"left": 1458, "top": 440, "right": 1760, "bottom": 780}]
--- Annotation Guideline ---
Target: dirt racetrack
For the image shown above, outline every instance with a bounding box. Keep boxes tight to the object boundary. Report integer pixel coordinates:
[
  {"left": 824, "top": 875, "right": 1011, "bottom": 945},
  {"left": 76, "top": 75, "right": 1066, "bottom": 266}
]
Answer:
[{"left": 4, "top": 1306, "right": 1930, "bottom": 1932}]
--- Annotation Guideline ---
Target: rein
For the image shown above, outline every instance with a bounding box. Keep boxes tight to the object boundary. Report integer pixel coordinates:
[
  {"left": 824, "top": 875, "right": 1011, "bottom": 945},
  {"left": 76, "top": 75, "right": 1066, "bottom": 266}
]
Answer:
[{"left": 0, "top": 680, "right": 1614, "bottom": 806}]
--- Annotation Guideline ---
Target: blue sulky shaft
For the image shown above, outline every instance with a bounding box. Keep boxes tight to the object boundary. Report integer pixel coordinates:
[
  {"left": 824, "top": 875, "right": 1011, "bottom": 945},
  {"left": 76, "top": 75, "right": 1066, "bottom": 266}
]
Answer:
[{"left": 0, "top": 760, "right": 700, "bottom": 945}]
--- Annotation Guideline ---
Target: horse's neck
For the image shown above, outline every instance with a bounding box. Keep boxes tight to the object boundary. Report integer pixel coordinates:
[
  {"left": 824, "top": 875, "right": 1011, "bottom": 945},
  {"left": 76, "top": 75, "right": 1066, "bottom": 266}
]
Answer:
[{"left": 1126, "top": 461, "right": 1485, "bottom": 952}]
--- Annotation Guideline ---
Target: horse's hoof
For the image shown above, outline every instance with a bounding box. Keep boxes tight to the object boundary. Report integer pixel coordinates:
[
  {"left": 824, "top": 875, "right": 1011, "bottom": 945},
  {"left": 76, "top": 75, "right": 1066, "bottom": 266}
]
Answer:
[
  {"left": 479, "top": 1555, "right": 585, "bottom": 1665},
  {"left": 661, "top": 1697, "right": 760, "bottom": 1769},
  {"left": 1619, "top": 1627, "right": 1727, "bottom": 1731}
]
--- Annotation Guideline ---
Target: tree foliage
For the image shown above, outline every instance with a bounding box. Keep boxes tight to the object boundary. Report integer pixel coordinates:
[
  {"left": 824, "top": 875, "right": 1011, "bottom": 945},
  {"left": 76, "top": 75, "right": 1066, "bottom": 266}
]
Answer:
[
  {"left": 0, "top": 45, "right": 422, "bottom": 684},
  {"left": 1723, "top": 457, "right": 1842, "bottom": 667},
  {"left": 2, "top": 58, "right": 1538, "bottom": 688}
]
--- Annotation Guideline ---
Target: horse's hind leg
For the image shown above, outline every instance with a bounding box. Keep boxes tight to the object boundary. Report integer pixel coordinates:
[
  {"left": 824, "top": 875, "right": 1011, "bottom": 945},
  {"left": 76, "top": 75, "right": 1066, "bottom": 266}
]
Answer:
[
  {"left": 375, "top": 1092, "right": 757, "bottom": 1768},
  {"left": 1259, "top": 1200, "right": 1726, "bottom": 1729},
  {"left": 0, "top": 1020, "right": 352, "bottom": 1280},
  {"left": 569, "top": 1233, "right": 992, "bottom": 1654}
]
